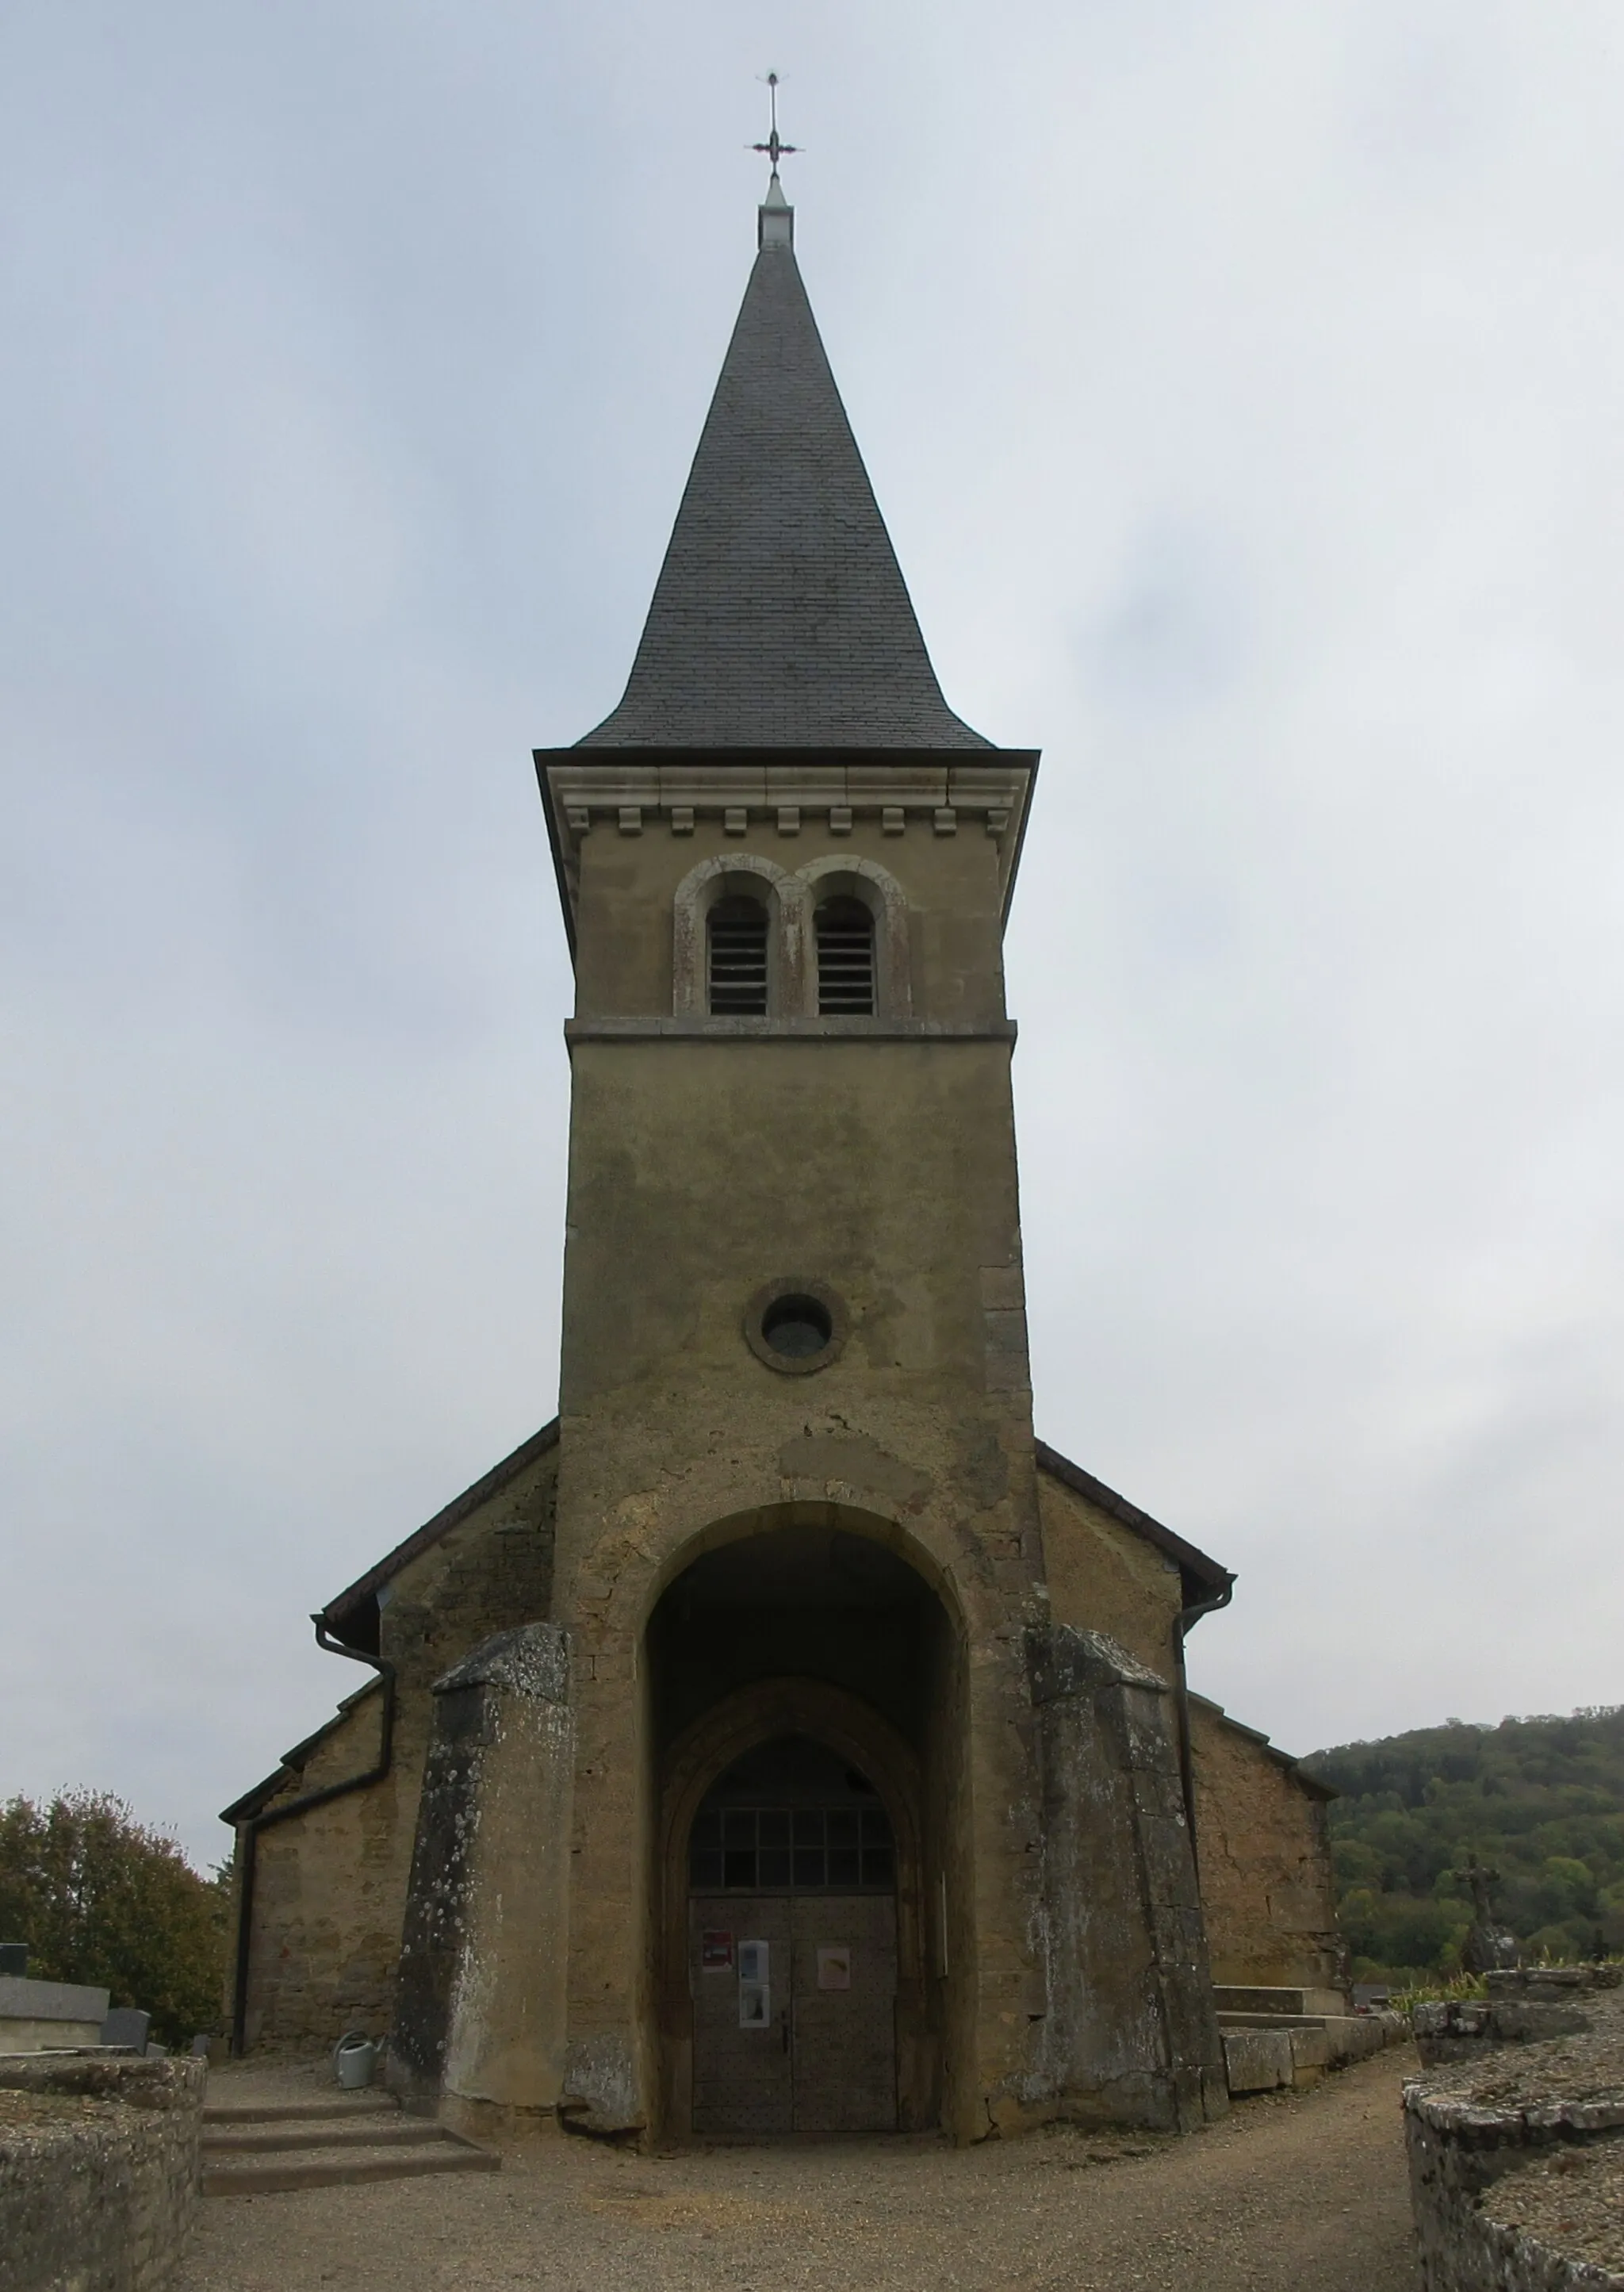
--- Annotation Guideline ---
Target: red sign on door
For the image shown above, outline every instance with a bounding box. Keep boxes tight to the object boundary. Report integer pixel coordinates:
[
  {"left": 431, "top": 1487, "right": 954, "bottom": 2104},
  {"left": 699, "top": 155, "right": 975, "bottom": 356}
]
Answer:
[{"left": 700, "top": 1930, "right": 734, "bottom": 1972}]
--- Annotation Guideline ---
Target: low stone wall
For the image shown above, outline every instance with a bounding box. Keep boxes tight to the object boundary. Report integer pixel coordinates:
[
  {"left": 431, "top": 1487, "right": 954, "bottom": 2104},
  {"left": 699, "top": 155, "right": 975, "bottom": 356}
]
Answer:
[
  {"left": 0, "top": 2052, "right": 205, "bottom": 2291},
  {"left": 1404, "top": 1980, "right": 1624, "bottom": 2292},
  {"left": 1469, "top": 2144, "right": 1624, "bottom": 2290},
  {"left": 1413, "top": 1968, "right": 1620, "bottom": 2071}
]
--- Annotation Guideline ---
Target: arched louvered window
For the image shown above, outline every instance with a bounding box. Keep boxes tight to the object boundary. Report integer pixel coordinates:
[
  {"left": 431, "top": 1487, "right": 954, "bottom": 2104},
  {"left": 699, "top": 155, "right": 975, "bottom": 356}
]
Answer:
[
  {"left": 815, "top": 895, "right": 875, "bottom": 1016},
  {"left": 707, "top": 893, "right": 770, "bottom": 1014}
]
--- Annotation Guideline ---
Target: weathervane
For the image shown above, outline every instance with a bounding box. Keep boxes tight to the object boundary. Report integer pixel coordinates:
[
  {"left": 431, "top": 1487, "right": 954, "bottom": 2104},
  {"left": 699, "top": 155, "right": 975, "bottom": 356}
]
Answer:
[{"left": 750, "top": 71, "right": 799, "bottom": 175}]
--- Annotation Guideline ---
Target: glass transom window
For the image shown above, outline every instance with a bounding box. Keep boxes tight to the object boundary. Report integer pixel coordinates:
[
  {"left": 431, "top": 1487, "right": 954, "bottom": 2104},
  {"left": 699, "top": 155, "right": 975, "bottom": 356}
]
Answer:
[{"left": 688, "top": 1805, "right": 894, "bottom": 1893}]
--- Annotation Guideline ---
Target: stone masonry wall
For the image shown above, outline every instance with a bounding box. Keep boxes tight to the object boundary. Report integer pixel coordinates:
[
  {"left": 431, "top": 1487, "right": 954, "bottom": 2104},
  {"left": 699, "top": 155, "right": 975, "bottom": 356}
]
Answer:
[
  {"left": 1188, "top": 1694, "right": 1342, "bottom": 1991},
  {"left": 0, "top": 2052, "right": 203, "bottom": 2292},
  {"left": 239, "top": 1443, "right": 558, "bottom": 2051},
  {"left": 1035, "top": 1471, "right": 1182, "bottom": 1677}
]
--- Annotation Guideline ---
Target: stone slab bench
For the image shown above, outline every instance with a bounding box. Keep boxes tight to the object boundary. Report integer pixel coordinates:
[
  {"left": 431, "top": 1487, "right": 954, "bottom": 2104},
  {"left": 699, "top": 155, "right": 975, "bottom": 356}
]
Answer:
[
  {"left": 1220, "top": 2010, "right": 1406, "bottom": 2093},
  {"left": 1213, "top": 1984, "right": 1349, "bottom": 2019}
]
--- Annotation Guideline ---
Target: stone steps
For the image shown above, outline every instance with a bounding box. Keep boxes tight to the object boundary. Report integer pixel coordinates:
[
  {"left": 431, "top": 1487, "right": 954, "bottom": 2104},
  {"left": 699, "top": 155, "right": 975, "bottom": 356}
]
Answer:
[
  {"left": 201, "top": 2096, "right": 500, "bottom": 2197},
  {"left": 205, "top": 2094, "right": 399, "bottom": 2126},
  {"left": 1212, "top": 1984, "right": 1348, "bottom": 2020},
  {"left": 205, "top": 2116, "right": 450, "bottom": 2156}
]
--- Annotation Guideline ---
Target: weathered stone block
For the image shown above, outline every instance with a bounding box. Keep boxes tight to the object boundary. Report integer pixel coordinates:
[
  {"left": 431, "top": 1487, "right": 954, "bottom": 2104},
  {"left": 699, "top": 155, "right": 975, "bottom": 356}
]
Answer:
[
  {"left": 1286, "top": 2023, "right": 1333, "bottom": 2070},
  {"left": 1222, "top": 2026, "right": 1293, "bottom": 2092},
  {"left": 1487, "top": 1966, "right": 1621, "bottom": 2003},
  {"left": 102, "top": 2007, "right": 153, "bottom": 2053},
  {"left": 391, "top": 1624, "right": 575, "bottom": 2125},
  {"left": 1026, "top": 1625, "right": 1226, "bottom": 2131},
  {"left": 0, "top": 1974, "right": 112, "bottom": 2055},
  {"left": 1213, "top": 1984, "right": 1347, "bottom": 2018},
  {"left": 0, "top": 1974, "right": 109, "bottom": 2024},
  {"left": 1326, "top": 2013, "right": 1400, "bottom": 2063}
]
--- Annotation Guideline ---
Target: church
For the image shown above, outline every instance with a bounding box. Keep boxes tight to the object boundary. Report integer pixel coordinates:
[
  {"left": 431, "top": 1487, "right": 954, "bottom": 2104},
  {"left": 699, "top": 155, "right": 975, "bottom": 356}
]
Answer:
[{"left": 223, "top": 161, "right": 1340, "bottom": 2145}]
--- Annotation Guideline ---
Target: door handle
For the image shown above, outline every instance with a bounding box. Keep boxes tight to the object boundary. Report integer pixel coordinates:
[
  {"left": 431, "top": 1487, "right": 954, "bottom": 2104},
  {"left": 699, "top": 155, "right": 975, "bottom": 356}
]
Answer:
[{"left": 781, "top": 2008, "right": 791, "bottom": 2055}]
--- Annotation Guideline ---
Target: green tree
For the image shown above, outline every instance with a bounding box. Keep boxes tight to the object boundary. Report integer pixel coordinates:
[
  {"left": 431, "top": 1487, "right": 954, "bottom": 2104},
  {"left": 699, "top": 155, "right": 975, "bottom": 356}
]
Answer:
[
  {"left": 1535, "top": 1856, "right": 1598, "bottom": 1922},
  {"left": 0, "top": 1792, "right": 228, "bottom": 2046},
  {"left": 1598, "top": 1882, "right": 1624, "bottom": 1952}
]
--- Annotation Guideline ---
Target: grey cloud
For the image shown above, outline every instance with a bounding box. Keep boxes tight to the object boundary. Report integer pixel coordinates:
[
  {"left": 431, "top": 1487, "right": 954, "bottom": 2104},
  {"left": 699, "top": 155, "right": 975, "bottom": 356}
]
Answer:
[{"left": 2, "top": 0, "right": 1619, "bottom": 1863}]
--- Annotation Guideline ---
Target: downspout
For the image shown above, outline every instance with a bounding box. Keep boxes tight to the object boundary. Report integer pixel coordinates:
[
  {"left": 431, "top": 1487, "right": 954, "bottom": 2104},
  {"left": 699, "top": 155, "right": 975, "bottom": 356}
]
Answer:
[
  {"left": 1170, "top": 1576, "right": 1235, "bottom": 1880},
  {"left": 230, "top": 1615, "right": 396, "bottom": 2056}
]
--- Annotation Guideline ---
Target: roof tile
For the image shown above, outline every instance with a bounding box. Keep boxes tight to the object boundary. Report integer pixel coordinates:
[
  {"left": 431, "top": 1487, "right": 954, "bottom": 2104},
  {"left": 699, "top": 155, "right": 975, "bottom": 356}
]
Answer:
[{"left": 580, "top": 236, "right": 986, "bottom": 749}]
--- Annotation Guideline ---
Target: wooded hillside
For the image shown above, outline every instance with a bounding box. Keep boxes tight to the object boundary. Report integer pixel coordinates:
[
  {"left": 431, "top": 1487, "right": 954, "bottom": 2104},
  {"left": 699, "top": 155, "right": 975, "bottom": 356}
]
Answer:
[{"left": 1302, "top": 1707, "right": 1624, "bottom": 1979}]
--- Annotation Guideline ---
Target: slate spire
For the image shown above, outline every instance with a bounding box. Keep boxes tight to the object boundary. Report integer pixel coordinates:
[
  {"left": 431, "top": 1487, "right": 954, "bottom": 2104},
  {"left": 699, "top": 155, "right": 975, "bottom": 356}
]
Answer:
[{"left": 579, "top": 174, "right": 987, "bottom": 749}]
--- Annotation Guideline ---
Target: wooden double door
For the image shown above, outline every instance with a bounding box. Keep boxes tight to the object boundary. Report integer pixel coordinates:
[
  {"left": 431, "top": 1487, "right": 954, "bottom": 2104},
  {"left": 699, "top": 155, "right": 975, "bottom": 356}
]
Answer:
[{"left": 689, "top": 1892, "right": 898, "bottom": 2135}]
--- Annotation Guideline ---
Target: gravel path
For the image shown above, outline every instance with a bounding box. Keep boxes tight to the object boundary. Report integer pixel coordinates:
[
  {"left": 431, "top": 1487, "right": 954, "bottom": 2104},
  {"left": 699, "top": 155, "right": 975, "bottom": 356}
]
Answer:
[{"left": 179, "top": 2048, "right": 1421, "bottom": 2292}]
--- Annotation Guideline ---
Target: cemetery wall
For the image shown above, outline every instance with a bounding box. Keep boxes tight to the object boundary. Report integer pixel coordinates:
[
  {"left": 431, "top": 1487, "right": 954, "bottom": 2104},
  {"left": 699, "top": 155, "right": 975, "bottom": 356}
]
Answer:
[
  {"left": 0, "top": 2052, "right": 203, "bottom": 2292},
  {"left": 1404, "top": 1976, "right": 1624, "bottom": 2292}
]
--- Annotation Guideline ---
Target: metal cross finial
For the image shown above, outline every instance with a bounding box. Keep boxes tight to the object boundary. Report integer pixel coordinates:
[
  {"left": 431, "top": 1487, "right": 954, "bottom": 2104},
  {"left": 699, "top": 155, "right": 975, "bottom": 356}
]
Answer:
[{"left": 750, "top": 71, "right": 799, "bottom": 174}]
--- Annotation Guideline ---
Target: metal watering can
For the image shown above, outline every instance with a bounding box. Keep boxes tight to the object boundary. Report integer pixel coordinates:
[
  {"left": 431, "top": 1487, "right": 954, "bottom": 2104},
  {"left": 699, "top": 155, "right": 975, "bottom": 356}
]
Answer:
[{"left": 332, "top": 2029, "right": 380, "bottom": 2088}]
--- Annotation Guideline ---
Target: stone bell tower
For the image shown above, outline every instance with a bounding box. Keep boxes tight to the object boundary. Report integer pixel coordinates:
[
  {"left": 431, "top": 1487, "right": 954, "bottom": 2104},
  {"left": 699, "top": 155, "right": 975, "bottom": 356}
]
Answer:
[
  {"left": 381, "top": 160, "right": 1228, "bottom": 2146},
  {"left": 523, "top": 162, "right": 1223, "bottom": 2143}
]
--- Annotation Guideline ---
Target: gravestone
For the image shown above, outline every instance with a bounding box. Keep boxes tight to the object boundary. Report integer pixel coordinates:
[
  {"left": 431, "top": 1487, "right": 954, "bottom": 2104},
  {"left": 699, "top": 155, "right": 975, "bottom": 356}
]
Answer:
[{"left": 100, "top": 2007, "right": 151, "bottom": 2053}]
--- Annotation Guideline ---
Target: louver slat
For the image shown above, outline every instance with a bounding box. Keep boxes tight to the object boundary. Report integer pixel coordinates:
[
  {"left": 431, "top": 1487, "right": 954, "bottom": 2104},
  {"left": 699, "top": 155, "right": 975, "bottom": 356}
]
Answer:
[
  {"left": 815, "top": 899, "right": 875, "bottom": 1016},
  {"left": 709, "top": 898, "right": 770, "bottom": 1014}
]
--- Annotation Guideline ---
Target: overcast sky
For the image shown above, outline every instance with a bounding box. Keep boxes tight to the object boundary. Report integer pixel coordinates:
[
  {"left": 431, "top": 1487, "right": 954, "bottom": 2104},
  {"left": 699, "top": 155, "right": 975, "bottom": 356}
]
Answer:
[{"left": 2, "top": 1, "right": 1620, "bottom": 1869}]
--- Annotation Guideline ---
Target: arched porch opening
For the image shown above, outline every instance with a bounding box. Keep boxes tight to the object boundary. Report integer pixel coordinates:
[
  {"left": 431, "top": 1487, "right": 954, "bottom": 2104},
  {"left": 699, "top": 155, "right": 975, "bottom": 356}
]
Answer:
[{"left": 645, "top": 1510, "right": 968, "bottom": 2138}]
